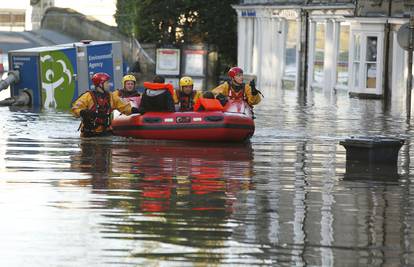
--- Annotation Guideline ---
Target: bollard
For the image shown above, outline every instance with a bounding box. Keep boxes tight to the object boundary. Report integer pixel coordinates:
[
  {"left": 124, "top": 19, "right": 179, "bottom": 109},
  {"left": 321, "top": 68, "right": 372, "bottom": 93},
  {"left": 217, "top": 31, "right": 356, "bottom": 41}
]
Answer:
[{"left": 340, "top": 136, "right": 404, "bottom": 180}]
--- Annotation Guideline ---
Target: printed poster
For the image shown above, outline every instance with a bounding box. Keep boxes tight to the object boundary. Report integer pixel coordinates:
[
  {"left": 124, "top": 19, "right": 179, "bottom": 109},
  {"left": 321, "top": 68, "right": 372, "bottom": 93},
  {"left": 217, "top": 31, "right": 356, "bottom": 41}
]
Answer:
[
  {"left": 156, "top": 49, "right": 180, "bottom": 75},
  {"left": 184, "top": 50, "right": 206, "bottom": 76}
]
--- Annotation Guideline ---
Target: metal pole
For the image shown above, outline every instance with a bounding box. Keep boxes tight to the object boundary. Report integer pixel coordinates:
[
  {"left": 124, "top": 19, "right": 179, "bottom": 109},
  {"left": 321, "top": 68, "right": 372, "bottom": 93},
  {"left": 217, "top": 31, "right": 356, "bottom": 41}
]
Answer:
[
  {"left": 298, "top": 9, "right": 309, "bottom": 96},
  {"left": 406, "top": 16, "right": 414, "bottom": 119}
]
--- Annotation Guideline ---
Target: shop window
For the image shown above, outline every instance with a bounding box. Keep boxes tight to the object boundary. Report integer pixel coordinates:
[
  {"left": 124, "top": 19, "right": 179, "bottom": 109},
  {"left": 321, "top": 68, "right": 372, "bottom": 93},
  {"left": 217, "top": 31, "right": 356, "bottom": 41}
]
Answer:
[
  {"left": 350, "top": 31, "right": 382, "bottom": 93},
  {"left": 312, "top": 22, "right": 325, "bottom": 85},
  {"left": 283, "top": 20, "right": 298, "bottom": 81},
  {"left": 365, "top": 36, "right": 377, "bottom": 89},
  {"left": 336, "top": 24, "right": 349, "bottom": 88}
]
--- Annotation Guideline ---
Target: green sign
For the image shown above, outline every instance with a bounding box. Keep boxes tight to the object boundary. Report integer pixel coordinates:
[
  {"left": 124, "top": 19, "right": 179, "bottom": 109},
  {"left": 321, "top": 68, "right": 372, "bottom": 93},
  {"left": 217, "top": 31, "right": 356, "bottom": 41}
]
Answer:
[{"left": 40, "top": 50, "right": 76, "bottom": 109}]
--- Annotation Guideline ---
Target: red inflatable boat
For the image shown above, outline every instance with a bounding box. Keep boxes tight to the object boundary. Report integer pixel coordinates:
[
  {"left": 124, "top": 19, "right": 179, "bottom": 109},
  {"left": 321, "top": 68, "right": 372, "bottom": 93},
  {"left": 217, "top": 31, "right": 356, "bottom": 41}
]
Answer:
[{"left": 112, "top": 98, "right": 255, "bottom": 142}]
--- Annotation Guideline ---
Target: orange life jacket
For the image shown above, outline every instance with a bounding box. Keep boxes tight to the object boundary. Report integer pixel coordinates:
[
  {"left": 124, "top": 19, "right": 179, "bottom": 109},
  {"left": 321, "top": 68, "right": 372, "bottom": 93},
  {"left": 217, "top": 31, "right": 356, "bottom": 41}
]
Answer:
[
  {"left": 89, "top": 91, "right": 111, "bottom": 128},
  {"left": 143, "top": 82, "right": 174, "bottom": 97},
  {"left": 194, "top": 98, "right": 224, "bottom": 112}
]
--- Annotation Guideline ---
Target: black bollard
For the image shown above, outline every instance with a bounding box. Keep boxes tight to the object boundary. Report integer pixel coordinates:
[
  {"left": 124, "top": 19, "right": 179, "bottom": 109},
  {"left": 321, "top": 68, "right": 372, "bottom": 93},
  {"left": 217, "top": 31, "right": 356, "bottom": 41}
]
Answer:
[{"left": 340, "top": 136, "right": 404, "bottom": 180}]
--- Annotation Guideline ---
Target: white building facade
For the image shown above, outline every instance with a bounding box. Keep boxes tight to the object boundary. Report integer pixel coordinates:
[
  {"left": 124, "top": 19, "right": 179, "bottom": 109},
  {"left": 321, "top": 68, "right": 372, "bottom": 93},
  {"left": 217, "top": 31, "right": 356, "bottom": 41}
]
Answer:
[{"left": 234, "top": 1, "right": 411, "bottom": 105}]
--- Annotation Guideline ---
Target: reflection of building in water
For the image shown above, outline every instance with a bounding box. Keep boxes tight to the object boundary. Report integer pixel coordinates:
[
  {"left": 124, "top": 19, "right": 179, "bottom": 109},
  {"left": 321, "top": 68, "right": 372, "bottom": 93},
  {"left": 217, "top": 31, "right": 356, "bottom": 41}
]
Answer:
[{"left": 231, "top": 140, "right": 411, "bottom": 266}]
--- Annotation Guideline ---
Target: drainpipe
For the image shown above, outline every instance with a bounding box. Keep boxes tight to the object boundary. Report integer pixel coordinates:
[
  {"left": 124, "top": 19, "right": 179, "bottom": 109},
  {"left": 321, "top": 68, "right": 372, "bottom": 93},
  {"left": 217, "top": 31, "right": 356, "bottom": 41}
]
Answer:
[
  {"left": 298, "top": 8, "right": 309, "bottom": 95},
  {"left": 354, "top": 0, "right": 359, "bottom": 16},
  {"left": 406, "top": 17, "right": 414, "bottom": 119},
  {"left": 383, "top": 0, "right": 393, "bottom": 108}
]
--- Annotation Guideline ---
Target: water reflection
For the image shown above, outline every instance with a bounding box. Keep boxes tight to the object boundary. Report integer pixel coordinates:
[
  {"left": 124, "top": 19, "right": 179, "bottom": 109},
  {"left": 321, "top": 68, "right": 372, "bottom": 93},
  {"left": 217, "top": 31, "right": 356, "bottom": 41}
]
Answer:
[
  {"left": 232, "top": 139, "right": 412, "bottom": 266},
  {"left": 66, "top": 140, "right": 255, "bottom": 265}
]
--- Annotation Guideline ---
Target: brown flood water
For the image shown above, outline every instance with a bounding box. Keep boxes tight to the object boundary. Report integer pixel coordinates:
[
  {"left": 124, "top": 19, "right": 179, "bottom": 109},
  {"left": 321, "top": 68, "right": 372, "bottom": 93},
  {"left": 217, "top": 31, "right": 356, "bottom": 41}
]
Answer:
[{"left": 0, "top": 89, "right": 413, "bottom": 266}]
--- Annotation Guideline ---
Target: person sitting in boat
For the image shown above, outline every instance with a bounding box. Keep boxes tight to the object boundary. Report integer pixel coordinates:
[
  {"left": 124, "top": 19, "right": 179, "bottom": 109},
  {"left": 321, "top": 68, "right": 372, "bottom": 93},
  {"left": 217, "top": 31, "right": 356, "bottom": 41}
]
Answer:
[
  {"left": 211, "top": 67, "right": 261, "bottom": 106},
  {"left": 71, "top": 72, "right": 139, "bottom": 137},
  {"left": 174, "top": 76, "right": 202, "bottom": 111},
  {"left": 137, "top": 75, "right": 175, "bottom": 114},
  {"left": 117, "top": 74, "right": 140, "bottom": 98},
  {"left": 193, "top": 91, "right": 224, "bottom": 112}
]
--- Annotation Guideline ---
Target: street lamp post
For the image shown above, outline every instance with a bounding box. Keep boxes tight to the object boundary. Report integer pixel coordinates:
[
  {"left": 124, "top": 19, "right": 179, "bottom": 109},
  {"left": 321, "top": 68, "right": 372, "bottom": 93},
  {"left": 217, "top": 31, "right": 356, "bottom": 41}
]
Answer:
[{"left": 406, "top": 16, "right": 414, "bottom": 119}]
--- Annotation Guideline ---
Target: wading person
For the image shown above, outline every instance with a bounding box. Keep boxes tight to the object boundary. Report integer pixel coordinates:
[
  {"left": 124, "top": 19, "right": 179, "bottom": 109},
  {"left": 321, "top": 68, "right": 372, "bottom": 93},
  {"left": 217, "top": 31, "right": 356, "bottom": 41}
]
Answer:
[{"left": 71, "top": 72, "right": 139, "bottom": 137}]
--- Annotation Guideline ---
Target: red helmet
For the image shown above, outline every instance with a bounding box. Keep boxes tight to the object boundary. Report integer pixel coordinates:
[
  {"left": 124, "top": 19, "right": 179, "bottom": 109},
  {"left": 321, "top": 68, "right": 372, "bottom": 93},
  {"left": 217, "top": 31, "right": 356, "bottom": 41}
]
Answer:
[
  {"left": 91, "top": 72, "right": 111, "bottom": 87},
  {"left": 228, "top": 67, "right": 243, "bottom": 78}
]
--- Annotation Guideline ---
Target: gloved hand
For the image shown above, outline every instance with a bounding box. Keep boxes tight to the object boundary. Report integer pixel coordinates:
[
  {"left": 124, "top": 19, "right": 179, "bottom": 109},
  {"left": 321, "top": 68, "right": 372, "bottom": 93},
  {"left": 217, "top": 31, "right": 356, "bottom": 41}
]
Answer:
[
  {"left": 216, "top": 93, "right": 228, "bottom": 106},
  {"left": 202, "top": 91, "right": 215, "bottom": 99},
  {"left": 131, "top": 107, "right": 140, "bottom": 114},
  {"left": 249, "top": 79, "right": 259, "bottom": 95},
  {"left": 80, "top": 109, "right": 96, "bottom": 121},
  {"left": 80, "top": 109, "right": 96, "bottom": 131}
]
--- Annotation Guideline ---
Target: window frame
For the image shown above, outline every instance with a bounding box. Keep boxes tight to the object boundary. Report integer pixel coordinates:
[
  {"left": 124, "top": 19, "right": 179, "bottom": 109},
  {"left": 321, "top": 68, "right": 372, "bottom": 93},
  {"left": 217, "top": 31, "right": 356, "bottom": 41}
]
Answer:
[{"left": 349, "top": 26, "right": 384, "bottom": 95}]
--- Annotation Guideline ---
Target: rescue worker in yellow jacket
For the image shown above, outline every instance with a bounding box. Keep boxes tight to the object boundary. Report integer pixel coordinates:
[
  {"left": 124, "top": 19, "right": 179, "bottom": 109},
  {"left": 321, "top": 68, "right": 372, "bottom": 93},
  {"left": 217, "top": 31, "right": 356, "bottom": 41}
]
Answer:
[
  {"left": 71, "top": 72, "right": 139, "bottom": 137},
  {"left": 173, "top": 76, "right": 202, "bottom": 111},
  {"left": 117, "top": 74, "right": 140, "bottom": 98},
  {"left": 211, "top": 67, "right": 261, "bottom": 106}
]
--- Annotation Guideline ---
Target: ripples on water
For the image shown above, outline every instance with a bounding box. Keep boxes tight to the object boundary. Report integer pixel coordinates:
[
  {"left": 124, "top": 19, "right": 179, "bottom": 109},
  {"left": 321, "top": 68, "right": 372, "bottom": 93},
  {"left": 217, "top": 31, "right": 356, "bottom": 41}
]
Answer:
[{"left": 0, "top": 90, "right": 413, "bottom": 266}]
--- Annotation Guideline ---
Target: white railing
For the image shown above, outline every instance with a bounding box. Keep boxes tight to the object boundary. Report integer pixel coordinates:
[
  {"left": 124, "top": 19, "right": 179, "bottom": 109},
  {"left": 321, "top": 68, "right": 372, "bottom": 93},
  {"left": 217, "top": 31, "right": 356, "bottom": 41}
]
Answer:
[{"left": 133, "top": 38, "right": 155, "bottom": 65}]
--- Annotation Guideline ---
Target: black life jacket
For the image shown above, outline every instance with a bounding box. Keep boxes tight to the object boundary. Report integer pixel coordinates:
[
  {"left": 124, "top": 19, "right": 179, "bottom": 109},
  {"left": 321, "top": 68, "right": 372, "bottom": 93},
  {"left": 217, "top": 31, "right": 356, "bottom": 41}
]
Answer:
[
  {"left": 118, "top": 89, "right": 140, "bottom": 98},
  {"left": 176, "top": 90, "right": 196, "bottom": 111},
  {"left": 228, "top": 81, "right": 246, "bottom": 101},
  {"left": 139, "top": 89, "right": 175, "bottom": 113},
  {"left": 89, "top": 91, "right": 112, "bottom": 128}
]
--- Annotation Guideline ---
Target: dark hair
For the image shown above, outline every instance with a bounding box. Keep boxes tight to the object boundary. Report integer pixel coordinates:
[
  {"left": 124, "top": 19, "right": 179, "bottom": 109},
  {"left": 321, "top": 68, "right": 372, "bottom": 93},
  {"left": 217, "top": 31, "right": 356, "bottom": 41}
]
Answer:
[
  {"left": 153, "top": 75, "right": 165, "bottom": 83},
  {"left": 202, "top": 91, "right": 215, "bottom": 99}
]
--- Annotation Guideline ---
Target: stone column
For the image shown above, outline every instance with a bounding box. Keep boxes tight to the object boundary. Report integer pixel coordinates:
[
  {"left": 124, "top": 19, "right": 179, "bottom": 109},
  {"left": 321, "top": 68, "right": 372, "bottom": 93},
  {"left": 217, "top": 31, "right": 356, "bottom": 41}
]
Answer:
[
  {"left": 237, "top": 15, "right": 247, "bottom": 71},
  {"left": 324, "top": 19, "right": 334, "bottom": 93},
  {"left": 30, "top": 0, "right": 54, "bottom": 30}
]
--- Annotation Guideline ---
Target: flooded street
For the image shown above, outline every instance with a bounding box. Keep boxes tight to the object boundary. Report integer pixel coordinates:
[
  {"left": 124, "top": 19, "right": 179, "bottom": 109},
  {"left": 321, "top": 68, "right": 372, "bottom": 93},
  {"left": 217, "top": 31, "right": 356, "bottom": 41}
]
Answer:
[{"left": 1, "top": 89, "right": 414, "bottom": 266}]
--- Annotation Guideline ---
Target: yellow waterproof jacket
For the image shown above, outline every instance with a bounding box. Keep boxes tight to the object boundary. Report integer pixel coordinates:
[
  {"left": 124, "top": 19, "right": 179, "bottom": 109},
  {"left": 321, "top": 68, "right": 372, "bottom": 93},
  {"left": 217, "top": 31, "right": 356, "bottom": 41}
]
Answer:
[
  {"left": 211, "top": 81, "right": 261, "bottom": 106},
  {"left": 71, "top": 90, "right": 132, "bottom": 135}
]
